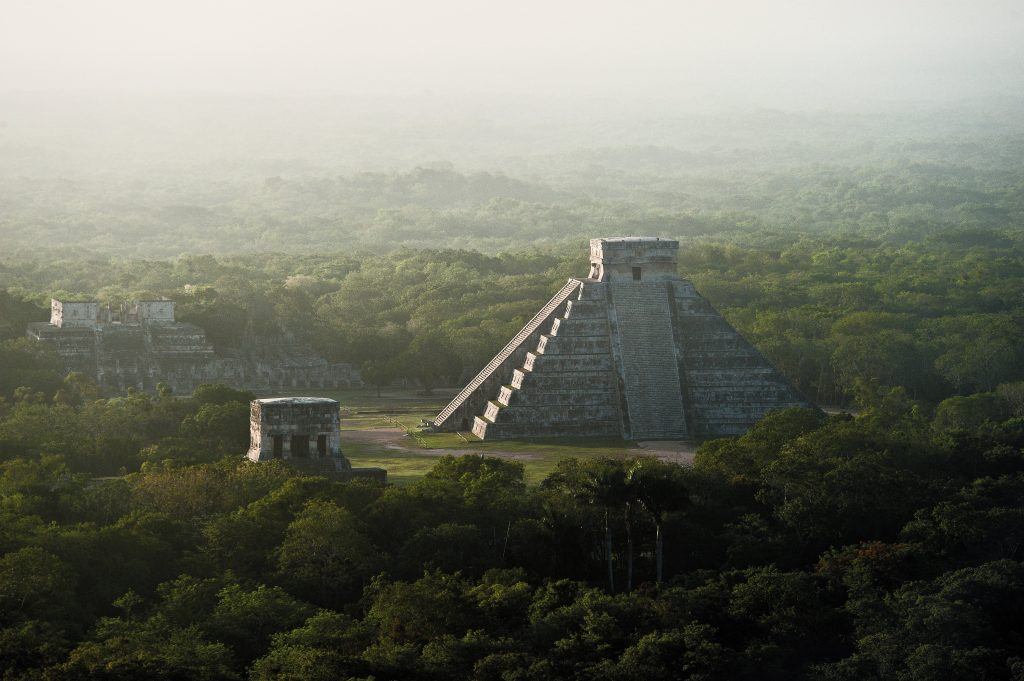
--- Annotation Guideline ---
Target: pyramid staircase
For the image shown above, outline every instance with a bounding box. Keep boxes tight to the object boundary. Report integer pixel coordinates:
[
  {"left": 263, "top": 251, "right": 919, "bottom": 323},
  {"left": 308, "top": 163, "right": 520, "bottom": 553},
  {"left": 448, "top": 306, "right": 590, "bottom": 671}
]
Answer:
[
  {"left": 435, "top": 237, "right": 814, "bottom": 441},
  {"left": 455, "top": 278, "right": 811, "bottom": 441},
  {"left": 473, "top": 282, "right": 621, "bottom": 439}
]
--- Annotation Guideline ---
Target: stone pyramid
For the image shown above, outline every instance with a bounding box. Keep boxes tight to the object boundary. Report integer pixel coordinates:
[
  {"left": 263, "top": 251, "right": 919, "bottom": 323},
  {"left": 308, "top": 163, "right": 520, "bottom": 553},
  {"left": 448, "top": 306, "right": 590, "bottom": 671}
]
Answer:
[{"left": 432, "top": 237, "right": 812, "bottom": 440}]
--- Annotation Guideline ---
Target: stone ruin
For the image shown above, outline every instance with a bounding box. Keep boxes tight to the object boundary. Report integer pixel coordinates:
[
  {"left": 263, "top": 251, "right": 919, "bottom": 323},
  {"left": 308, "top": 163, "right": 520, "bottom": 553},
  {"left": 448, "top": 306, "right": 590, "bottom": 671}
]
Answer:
[
  {"left": 432, "top": 237, "right": 813, "bottom": 440},
  {"left": 246, "top": 397, "right": 386, "bottom": 481},
  {"left": 27, "top": 298, "right": 361, "bottom": 394}
]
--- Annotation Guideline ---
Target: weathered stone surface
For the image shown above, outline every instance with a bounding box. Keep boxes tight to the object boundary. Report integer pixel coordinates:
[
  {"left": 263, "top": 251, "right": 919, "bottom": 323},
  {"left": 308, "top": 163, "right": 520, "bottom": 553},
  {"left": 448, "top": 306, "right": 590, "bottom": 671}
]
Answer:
[
  {"left": 608, "top": 281, "right": 689, "bottom": 439},
  {"left": 432, "top": 280, "right": 585, "bottom": 432},
  {"left": 438, "top": 237, "right": 814, "bottom": 440},
  {"left": 245, "top": 396, "right": 386, "bottom": 481},
  {"left": 27, "top": 298, "right": 361, "bottom": 395}
]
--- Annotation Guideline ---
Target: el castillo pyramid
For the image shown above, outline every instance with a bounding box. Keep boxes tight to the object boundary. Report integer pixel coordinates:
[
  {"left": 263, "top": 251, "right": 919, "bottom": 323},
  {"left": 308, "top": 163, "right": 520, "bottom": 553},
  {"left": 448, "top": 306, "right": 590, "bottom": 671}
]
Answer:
[{"left": 432, "top": 237, "right": 812, "bottom": 440}]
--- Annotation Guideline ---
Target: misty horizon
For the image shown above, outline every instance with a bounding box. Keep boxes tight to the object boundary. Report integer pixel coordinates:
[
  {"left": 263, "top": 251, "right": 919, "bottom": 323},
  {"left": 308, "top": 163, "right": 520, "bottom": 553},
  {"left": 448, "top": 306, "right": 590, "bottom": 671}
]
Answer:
[
  {"left": 2, "top": 0, "right": 1023, "bottom": 107},
  {"left": 1, "top": 0, "right": 1022, "bottom": 261}
]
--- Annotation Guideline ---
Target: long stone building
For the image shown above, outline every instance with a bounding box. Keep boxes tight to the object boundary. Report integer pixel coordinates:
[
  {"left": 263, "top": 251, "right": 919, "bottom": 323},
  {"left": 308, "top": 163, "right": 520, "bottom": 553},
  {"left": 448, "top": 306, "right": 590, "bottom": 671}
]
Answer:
[
  {"left": 432, "top": 237, "right": 813, "bottom": 440},
  {"left": 27, "top": 298, "right": 361, "bottom": 394}
]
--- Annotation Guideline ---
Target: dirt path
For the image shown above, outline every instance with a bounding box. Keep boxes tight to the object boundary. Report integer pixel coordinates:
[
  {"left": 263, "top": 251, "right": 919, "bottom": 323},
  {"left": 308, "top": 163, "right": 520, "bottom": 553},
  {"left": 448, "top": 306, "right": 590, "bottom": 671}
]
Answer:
[
  {"left": 344, "top": 426, "right": 697, "bottom": 465},
  {"left": 344, "top": 427, "right": 546, "bottom": 460},
  {"left": 635, "top": 440, "right": 698, "bottom": 465}
]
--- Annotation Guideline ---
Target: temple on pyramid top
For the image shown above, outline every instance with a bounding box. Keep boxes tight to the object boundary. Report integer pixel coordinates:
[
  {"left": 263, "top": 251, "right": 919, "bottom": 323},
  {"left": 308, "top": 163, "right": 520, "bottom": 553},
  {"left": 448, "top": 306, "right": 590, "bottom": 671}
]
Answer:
[
  {"left": 431, "top": 237, "right": 813, "bottom": 440},
  {"left": 587, "top": 237, "right": 681, "bottom": 282}
]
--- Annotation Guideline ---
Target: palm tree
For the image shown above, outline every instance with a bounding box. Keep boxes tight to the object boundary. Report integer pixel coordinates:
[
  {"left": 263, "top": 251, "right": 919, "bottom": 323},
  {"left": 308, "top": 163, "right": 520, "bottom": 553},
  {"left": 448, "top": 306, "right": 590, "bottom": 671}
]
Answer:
[
  {"left": 544, "top": 457, "right": 631, "bottom": 592},
  {"left": 623, "top": 480, "right": 638, "bottom": 592},
  {"left": 628, "top": 459, "right": 689, "bottom": 583},
  {"left": 582, "top": 459, "right": 629, "bottom": 593}
]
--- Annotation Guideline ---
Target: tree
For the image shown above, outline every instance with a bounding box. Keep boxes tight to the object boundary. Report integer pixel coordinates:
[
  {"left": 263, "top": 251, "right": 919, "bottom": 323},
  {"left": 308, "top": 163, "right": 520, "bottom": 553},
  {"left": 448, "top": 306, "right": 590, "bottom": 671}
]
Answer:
[
  {"left": 0, "top": 338, "right": 63, "bottom": 401},
  {"left": 0, "top": 547, "right": 76, "bottom": 625},
  {"left": 360, "top": 359, "right": 399, "bottom": 398},
  {"left": 933, "top": 393, "right": 1010, "bottom": 433},
  {"left": 366, "top": 571, "right": 478, "bottom": 648},
  {"left": 615, "top": 624, "right": 727, "bottom": 681},
  {"left": 628, "top": 459, "right": 689, "bottom": 583},
  {"left": 545, "top": 457, "right": 631, "bottom": 593},
  {"left": 402, "top": 332, "right": 462, "bottom": 395},
  {"left": 61, "top": 618, "right": 238, "bottom": 680},
  {"left": 191, "top": 383, "right": 255, "bottom": 406},
  {"left": 397, "top": 522, "right": 487, "bottom": 577},
  {"left": 935, "top": 334, "right": 1019, "bottom": 393},
  {"left": 996, "top": 381, "right": 1024, "bottom": 418},
  {"left": 205, "top": 583, "right": 313, "bottom": 666},
  {"left": 179, "top": 401, "right": 251, "bottom": 451},
  {"left": 249, "top": 610, "right": 373, "bottom": 681},
  {"left": 275, "top": 500, "right": 383, "bottom": 608}
]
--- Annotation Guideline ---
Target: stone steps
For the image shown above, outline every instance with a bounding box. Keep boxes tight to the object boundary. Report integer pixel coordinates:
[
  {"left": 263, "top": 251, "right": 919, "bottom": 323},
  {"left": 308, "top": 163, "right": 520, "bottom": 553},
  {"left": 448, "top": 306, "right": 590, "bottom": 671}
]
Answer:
[
  {"left": 610, "top": 283, "right": 688, "bottom": 440},
  {"left": 487, "top": 403, "right": 620, "bottom": 425},
  {"left": 512, "top": 368, "right": 616, "bottom": 391},
  {"left": 460, "top": 272, "right": 813, "bottom": 441},
  {"left": 523, "top": 352, "right": 613, "bottom": 373},
  {"left": 474, "top": 416, "right": 620, "bottom": 439},
  {"left": 550, "top": 316, "right": 607, "bottom": 336},
  {"left": 498, "top": 387, "right": 618, "bottom": 407},
  {"left": 537, "top": 334, "right": 610, "bottom": 355}
]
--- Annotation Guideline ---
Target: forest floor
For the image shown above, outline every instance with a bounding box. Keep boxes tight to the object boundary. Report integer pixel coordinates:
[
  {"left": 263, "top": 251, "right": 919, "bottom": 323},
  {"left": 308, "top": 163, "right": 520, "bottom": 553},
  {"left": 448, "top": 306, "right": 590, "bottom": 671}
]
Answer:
[{"left": 268, "top": 387, "right": 698, "bottom": 485}]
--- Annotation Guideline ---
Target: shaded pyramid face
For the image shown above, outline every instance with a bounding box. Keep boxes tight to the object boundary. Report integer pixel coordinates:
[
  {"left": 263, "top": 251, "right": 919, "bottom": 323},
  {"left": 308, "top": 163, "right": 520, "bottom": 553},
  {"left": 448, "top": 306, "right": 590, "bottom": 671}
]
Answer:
[{"left": 434, "top": 238, "right": 812, "bottom": 440}]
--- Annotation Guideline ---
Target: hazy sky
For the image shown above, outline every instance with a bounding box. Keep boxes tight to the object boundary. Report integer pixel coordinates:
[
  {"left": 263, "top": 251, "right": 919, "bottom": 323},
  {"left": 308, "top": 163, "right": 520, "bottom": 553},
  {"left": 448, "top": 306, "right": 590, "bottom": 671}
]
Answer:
[{"left": 2, "top": 0, "right": 1022, "bottom": 105}]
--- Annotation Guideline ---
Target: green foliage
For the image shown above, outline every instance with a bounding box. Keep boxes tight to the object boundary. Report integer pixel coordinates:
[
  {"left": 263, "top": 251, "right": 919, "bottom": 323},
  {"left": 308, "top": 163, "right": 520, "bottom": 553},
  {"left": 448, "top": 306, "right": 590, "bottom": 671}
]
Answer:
[
  {"left": 0, "top": 546, "right": 76, "bottom": 625},
  {"left": 934, "top": 393, "right": 1012, "bottom": 433},
  {"left": 275, "top": 500, "right": 382, "bottom": 608},
  {"left": 0, "top": 227, "right": 1021, "bottom": 678},
  {"left": 62, "top": 618, "right": 238, "bottom": 680},
  {"left": 0, "top": 402, "right": 1020, "bottom": 678},
  {"left": 4, "top": 224, "right": 1024, "bottom": 407},
  {"left": 205, "top": 584, "right": 314, "bottom": 665},
  {"left": 192, "top": 384, "right": 256, "bottom": 406},
  {"left": 0, "top": 338, "right": 63, "bottom": 401},
  {"left": 2, "top": 100, "right": 1024, "bottom": 679}
]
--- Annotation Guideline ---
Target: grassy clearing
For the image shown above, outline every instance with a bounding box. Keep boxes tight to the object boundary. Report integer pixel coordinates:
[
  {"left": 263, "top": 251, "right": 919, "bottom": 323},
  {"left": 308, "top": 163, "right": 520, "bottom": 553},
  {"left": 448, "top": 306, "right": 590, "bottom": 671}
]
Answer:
[
  {"left": 340, "top": 441, "right": 441, "bottom": 485},
  {"left": 344, "top": 424, "right": 639, "bottom": 486},
  {"left": 259, "top": 386, "right": 646, "bottom": 485},
  {"left": 263, "top": 386, "right": 454, "bottom": 412},
  {"left": 343, "top": 438, "right": 637, "bottom": 486}
]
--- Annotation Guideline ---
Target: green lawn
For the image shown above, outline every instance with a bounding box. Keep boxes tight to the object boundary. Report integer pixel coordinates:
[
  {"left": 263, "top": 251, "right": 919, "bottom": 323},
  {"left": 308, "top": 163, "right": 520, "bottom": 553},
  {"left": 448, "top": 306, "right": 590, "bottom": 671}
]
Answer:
[
  {"left": 342, "top": 436, "right": 638, "bottom": 486},
  {"left": 258, "top": 386, "right": 645, "bottom": 485},
  {"left": 339, "top": 442, "right": 442, "bottom": 485},
  {"left": 263, "top": 386, "right": 453, "bottom": 414}
]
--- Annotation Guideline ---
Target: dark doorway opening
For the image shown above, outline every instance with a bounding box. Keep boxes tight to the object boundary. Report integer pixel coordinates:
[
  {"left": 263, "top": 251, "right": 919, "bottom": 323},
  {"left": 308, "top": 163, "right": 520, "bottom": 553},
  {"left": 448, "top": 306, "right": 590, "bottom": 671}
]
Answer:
[
  {"left": 291, "top": 435, "right": 310, "bottom": 458},
  {"left": 272, "top": 435, "right": 283, "bottom": 459},
  {"left": 317, "top": 434, "right": 327, "bottom": 456},
  {"left": 632, "top": 266, "right": 642, "bottom": 281}
]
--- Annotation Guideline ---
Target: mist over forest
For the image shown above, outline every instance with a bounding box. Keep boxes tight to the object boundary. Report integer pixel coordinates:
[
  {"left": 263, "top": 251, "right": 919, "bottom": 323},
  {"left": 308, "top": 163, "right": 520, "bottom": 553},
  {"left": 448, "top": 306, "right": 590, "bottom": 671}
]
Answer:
[
  {"left": 3, "top": 1, "right": 1024, "bottom": 679},
  {"left": 2, "top": 92, "right": 1023, "bottom": 257}
]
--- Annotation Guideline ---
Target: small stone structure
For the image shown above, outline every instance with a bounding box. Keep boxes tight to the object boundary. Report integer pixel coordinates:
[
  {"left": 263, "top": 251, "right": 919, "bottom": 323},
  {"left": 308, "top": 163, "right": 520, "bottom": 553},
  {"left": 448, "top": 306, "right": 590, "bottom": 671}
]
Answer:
[
  {"left": 27, "top": 297, "right": 361, "bottom": 395},
  {"left": 247, "top": 397, "right": 343, "bottom": 462},
  {"left": 432, "top": 237, "right": 814, "bottom": 440},
  {"left": 50, "top": 299, "right": 101, "bottom": 328},
  {"left": 245, "top": 397, "right": 386, "bottom": 481}
]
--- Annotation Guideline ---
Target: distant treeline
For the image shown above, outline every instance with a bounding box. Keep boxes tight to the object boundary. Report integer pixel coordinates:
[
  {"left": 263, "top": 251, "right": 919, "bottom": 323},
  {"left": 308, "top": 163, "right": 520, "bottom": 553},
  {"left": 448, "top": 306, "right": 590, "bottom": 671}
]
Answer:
[
  {"left": 2, "top": 103, "right": 1022, "bottom": 258},
  {"left": 2, "top": 227, "right": 1023, "bottom": 407}
]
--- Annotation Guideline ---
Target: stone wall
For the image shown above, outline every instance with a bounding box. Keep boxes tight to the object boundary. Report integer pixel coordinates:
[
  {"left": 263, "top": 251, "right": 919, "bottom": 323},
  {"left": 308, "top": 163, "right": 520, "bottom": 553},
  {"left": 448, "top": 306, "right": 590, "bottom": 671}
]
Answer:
[
  {"left": 135, "top": 300, "right": 175, "bottom": 323},
  {"left": 27, "top": 301, "right": 361, "bottom": 395},
  {"left": 444, "top": 236, "right": 815, "bottom": 441},
  {"left": 247, "top": 397, "right": 343, "bottom": 461},
  {"left": 472, "top": 282, "right": 621, "bottom": 439},
  {"left": 244, "top": 397, "right": 388, "bottom": 482},
  {"left": 51, "top": 300, "right": 99, "bottom": 328}
]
